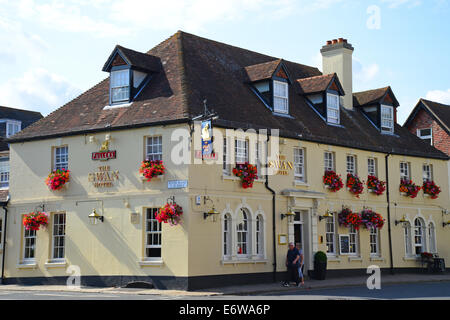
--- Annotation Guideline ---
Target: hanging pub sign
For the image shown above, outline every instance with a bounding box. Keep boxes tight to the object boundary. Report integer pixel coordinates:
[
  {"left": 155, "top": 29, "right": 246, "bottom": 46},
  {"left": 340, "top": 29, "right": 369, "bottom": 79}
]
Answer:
[
  {"left": 92, "top": 139, "right": 117, "bottom": 161},
  {"left": 201, "top": 119, "right": 213, "bottom": 157}
]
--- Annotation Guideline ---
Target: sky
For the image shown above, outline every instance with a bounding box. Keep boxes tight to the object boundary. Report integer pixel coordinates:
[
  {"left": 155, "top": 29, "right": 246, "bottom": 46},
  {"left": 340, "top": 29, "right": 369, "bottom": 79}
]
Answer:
[{"left": 0, "top": 0, "right": 449, "bottom": 124}]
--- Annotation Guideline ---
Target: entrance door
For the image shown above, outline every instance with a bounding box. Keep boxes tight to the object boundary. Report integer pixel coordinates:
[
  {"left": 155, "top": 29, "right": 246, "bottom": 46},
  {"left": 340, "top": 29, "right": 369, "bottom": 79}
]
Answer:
[{"left": 293, "top": 211, "right": 311, "bottom": 278}]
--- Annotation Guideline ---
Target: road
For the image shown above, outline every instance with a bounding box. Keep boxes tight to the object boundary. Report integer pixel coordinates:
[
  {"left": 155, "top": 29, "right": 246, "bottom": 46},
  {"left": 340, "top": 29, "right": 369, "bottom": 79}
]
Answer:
[{"left": 0, "top": 281, "right": 449, "bottom": 300}]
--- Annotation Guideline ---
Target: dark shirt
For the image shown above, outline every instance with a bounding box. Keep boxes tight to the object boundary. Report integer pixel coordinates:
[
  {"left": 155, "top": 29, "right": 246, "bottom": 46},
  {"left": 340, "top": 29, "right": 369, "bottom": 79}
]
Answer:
[{"left": 286, "top": 248, "right": 300, "bottom": 267}]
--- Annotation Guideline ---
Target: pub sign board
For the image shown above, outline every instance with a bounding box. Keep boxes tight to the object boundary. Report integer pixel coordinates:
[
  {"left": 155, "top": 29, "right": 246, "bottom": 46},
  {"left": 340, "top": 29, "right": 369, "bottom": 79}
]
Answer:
[{"left": 92, "top": 150, "right": 117, "bottom": 161}]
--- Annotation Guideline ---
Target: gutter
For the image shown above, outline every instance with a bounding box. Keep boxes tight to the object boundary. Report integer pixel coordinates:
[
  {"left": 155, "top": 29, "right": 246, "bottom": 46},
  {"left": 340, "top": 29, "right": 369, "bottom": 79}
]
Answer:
[
  {"left": 1, "top": 195, "right": 10, "bottom": 284},
  {"left": 263, "top": 130, "right": 277, "bottom": 282},
  {"left": 385, "top": 153, "right": 395, "bottom": 275}
]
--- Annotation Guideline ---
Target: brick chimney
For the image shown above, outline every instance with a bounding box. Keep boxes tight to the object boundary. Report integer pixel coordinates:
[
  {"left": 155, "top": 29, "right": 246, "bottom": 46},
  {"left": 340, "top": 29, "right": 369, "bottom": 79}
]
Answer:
[{"left": 321, "top": 38, "right": 354, "bottom": 110}]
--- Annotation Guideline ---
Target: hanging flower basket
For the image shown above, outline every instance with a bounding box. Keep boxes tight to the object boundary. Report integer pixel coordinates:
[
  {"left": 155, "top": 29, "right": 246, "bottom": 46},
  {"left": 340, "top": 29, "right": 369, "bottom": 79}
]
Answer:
[
  {"left": 346, "top": 173, "right": 364, "bottom": 198},
  {"left": 399, "top": 180, "right": 421, "bottom": 198},
  {"left": 338, "top": 208, "right": 362, "bottom": 230},
  {"left": 155, "top": 202, "right": 183, "bottom": 226},
  {"left": 360, "top": 209, "right": 385, "bottom": 230},
  {"left": 422, "top": 181, "right": 441, "bottom": 199},
  {"left": 323, "top": 170, "right": 343, "bottom": 192},
  {"left": 233, "top": 162, "right": 258, "bottom": 189},
  {"left": 45, "top": 169, "right": 70, "bottom": 191},
  {"left": 367, "top": 175, "right": 386, "bottom": 196},
  {"left": 23, "top": 211, "right": 49, "bottom": 231},
  {"left": 140, "top": 160, "right": 165, "bottom": 182}
]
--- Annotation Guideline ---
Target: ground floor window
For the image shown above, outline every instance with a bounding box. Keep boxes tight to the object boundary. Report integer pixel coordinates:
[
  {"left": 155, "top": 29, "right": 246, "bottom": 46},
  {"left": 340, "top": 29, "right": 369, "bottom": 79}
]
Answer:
[
  {"left": 325, "top": 215, "right": 337, "bottom": 255},
  {"left": 145, "top": 208, "right": 162, "bottom": 260},
  {"left": 414, "top": 218, "right": 426, "bottom": 255},
  {"left": 23, "top": 227, "right": 36, "bottom": 262},
  {"left": 52, "top": 213, "right": 66, "bottom": 261},
  {"left": 369, "top": 227, "right": 380, "bottom": 256}
]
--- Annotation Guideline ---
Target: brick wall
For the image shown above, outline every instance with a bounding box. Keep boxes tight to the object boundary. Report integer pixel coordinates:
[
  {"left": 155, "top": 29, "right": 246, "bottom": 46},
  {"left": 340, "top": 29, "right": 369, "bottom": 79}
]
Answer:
[{"left": 406, "top": 108, "right": 450, "bottom": 156}]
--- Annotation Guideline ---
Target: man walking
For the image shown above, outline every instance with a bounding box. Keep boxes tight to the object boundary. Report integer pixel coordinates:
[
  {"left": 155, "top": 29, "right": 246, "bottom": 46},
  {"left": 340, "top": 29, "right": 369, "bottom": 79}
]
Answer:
[
  {"left": 296, "top": 243, "right": 305, "bottom": 286},
  {"left": 283, "top": 242, "right": 300, "bottom": 287}
]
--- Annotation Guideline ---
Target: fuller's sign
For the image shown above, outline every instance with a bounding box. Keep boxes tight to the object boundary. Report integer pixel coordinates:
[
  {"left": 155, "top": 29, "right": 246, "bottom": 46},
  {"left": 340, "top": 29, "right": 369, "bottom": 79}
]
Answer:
[{"left": 92, "top": 150, "right": 117, "bottom": 161}]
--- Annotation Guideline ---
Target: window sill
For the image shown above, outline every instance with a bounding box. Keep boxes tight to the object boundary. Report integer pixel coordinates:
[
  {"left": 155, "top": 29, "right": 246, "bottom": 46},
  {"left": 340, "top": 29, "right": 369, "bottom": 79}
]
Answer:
[
  {"left": 370, "top": 256, "right": 385, "bottom": 262},
  {"left": 348, "top": 256, "right": 363, "bottom": 262},
  {"left": 139, "top": 259, "right": 164, "bottom": 267},
  {"left": 17, "top": 262, "right": 38, "bottom": 269},
  {"left": 326, "top": 256, "right": 341, "bottom": 263},
  {"left": 103, "top": 102, "right": 133, "bottom": 110},
  {"left": 222, "top": 175, "right": 265, "bottom": 183},
  {"left": 44, "top": 260, "right": 68, "bottom": 269},
  {"left": 221, "top": 258, "right": 268, "bottom": 265},
  {"left": 403, "top": 256, "right": 419, "bottom": 262},
  {"left": 140, "top": 175, "right": 165, "bottom": 182}
]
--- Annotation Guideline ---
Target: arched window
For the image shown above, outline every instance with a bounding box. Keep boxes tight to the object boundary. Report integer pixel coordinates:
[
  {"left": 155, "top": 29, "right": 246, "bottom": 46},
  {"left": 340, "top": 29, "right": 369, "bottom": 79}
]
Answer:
[
  {"left": 404, "top": 222, "right": 412, "bottom": 257},
  {"left": 256, "top": 215, "right": 264, "bottom": 257},
  {"left": 414, "top": 218, "right": 426, "bottom": 255},
  {"left": 236, "top": 209, "right": 250, "bottom": 257},
  {"left": 428, "top": 222, "right": 436, "bottom": 253},
  {"left": 223, "top": 213, "right": 232, "bottom": 259}
]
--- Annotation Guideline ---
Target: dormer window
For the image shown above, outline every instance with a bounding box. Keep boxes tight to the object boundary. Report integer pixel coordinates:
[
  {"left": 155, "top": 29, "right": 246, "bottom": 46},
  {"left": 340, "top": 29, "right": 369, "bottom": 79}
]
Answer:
[
  {"left": 326, "top": 93, "right": 340, "bottom": 124},
  {"left": 6, "top": 120, "right": 21, "bottom": 138},
  {"left": 273, "top": 80, "right": 289, "bottom": 114},
  {"left": 380, "top": 105, "right": 394, "bottom": 134},
  {"left": 110, "top": 69, "right": 130, "bottom": 104}
]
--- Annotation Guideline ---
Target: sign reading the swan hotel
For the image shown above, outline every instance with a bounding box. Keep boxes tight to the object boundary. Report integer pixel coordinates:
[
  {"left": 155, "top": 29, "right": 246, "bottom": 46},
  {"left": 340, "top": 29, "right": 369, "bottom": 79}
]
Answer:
[
  {"left": 268, "top": 154, "right": 294, "bottom": 176},
  {"left": 88, "top": 166, "right": 119, "bottom": 188}
]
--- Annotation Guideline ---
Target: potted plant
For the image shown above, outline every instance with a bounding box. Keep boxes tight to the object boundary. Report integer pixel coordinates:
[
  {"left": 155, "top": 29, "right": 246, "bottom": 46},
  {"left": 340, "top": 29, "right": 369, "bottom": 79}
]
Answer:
[
  {"left": 367, "top": 175, "right": 386, "bottom": 195},
  {"left": 45, "top": 168, "right": 70, "bottom": 191},
  {"left": 399, "top": 179, "right": 421, "bottom": 198},
  {"left": 360, "top": 209, "right": 385, "bottom": 230},
  {"left": 422, "top": 181, "right": 441, "bottom": 199},
  {"left": 233, "top": 162, "right": 258, "bottom": 189},
  {"left": 23, "top": 211, "right": 49, "bottom": 231},
  {"left": 155, "top": 202, "right": 183, "bottom": 226},
  {"left": 313, "top": 251, "right": 327, "bottom": 280},
  {"left": 323, "top": 170, "right": 344, "bottom": 192},
  {"left": 140, "top": 159, "right": 165, "bottom": 182},
  {"left": 346, "top": 173, "right": 364, "bottom": 198}
]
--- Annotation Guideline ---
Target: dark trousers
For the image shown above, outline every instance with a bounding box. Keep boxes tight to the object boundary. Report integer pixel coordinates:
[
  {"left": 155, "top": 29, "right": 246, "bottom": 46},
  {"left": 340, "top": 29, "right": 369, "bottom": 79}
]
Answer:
[{"left": 286, "top": 265, "right": 300, "bottom": 285}]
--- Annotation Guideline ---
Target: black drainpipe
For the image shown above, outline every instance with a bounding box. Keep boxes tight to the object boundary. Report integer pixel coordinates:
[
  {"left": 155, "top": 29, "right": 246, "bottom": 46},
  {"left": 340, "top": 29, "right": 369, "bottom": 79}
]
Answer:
[
  {"left": 263, "top": 130, "right": 277, "bottom": 282},
  {"left": 385, "top": 153, "right": 395, "bottom": 275},
  {"left": 1, "top": 195, "right": 10, "bottom": 284}
]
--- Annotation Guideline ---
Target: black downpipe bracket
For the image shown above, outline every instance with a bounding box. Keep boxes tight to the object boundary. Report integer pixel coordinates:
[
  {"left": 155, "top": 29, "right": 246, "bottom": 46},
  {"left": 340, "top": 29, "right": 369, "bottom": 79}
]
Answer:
[
  {"left": 1, "top": 196, "right": 10, "bottom": 284},
  {"left": 385, "top": 154, "right": 395, "bottom": 275},
  {"left": 264, "top": 131, "right": 277, "bottom": 282}
]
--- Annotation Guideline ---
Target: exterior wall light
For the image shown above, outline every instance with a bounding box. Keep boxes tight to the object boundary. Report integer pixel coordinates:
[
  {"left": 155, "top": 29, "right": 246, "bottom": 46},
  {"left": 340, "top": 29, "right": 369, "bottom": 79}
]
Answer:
[
  {"left": 89, "top": 209, "right": 104, "bottom": 225},
  {"left": 395, "top": 216, "right": 408, "bottom": 226},
  {"left": 203, "top": 196, "right": 219, "bottom": 220},
  {"left": 443, "top": 221, "right": 450, "bottom": 228},
  {"left": 281, "top": 208, "right": 296, "bottom": 223},
  {"left": 319, "top": 210, "right": 334, "bottom": 222}
]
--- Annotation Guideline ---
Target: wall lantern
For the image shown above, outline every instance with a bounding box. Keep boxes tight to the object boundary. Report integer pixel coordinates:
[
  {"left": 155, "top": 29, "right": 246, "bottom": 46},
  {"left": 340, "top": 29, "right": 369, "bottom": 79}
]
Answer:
[
  {"left": 89, "top": 209, "right": 104, "bottom": 225},
  {"left": 319, "top": 210, "right": 334, "bottom": 222},
  {"left": 443, "top": 221, "right": 450, "bottom": 228},
  {"left": 203, "top": 196, "right": 219, "bottom": 220},
  {"left": 395, "top": 215, "right": 408, "bottom": 226},
  {"left": 281, "top": 208, "right": 296, "bottom": 223}
]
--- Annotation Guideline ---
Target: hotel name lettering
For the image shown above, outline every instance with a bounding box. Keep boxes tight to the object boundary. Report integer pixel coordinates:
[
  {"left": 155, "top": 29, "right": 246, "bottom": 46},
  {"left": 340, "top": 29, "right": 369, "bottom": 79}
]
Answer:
[
  {"left": 268, "top": 154, "right": 294, "bottom": 176},
  {"left": 88, "top": 166, "right": 119, "bottom": 188}
]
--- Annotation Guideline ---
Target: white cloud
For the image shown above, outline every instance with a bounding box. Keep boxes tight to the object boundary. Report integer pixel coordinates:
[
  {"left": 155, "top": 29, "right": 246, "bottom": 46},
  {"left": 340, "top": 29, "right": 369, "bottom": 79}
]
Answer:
[
  {"left": 0, "top": 69, "right": 81, "bottom": 116},
  {"left": 353, "top": 58, "right": 380, "bottom": 85},
  {"left": 426, "top": 89, "right": 450, "bottom": 105}
]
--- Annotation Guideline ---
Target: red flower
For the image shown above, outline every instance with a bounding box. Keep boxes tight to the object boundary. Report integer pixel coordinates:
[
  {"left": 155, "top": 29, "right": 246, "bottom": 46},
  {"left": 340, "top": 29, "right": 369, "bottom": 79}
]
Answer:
[
  {"left": 23, "top": 212, "right": 49, "bottom": 231},
  {"left": 46, "top": 169, "right": 70, "bottom": 191},
  {"left": 346, "top": 173, "right": 364, "bottom": 198},
  {"left": 323, "top": 171, "right": 343, "bottom": 192},
  {"left": 422, "top": 181, "right": 441, "bottom": 199},
  {"left": 139, "top": 160, "right": 165, "bottom": 182},
  {"left": 233, "top": 162, "right": 258, "bottom": 189}
]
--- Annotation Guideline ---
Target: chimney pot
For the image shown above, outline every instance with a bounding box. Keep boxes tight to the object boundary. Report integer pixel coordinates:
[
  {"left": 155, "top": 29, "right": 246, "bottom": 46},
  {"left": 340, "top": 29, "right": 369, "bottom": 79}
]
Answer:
[
  {"left": 338, "top": 38, "right": 344, "bottom": 43},
  {"left": 326, "top": 40, "right": 332, "bottom": 45},
  {"left": 332, "top": 39, "right": 338, "bottom": 44}
]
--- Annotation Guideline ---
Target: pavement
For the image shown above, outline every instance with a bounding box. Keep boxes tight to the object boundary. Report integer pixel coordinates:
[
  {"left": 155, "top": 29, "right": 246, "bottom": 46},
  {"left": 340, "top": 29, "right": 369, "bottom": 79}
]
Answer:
[{"left": 0, "top": 272, "right": 449, "bottom": 297}]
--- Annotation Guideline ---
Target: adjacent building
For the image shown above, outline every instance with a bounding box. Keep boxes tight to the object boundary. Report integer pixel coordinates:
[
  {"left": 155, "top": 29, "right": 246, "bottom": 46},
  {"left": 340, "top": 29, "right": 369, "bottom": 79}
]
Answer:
[{"left": 2, "top": 32, "right": 449, "bottom": 290}]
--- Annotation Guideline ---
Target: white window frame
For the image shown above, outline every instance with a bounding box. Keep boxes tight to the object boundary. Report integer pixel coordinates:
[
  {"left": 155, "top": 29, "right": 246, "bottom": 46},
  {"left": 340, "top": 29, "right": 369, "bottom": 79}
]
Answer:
[
  {"left": 348, "top": 225, "right": 359, "bottom": 256},
  {"left": 380, "top": 105, "right": 394, "bottom": 134},
  {"left": 326, "top": 93, "right": 340, "bottom": 124},
  {"left": 236, "top": 209, "right": 251, "bottom": 258},
  {"left": 223, "top": 213, "right": 232, "bottom": 259},
  {"left": 255, "top": 141, "right": 266, "bottom": 180},
  {"left": 413, "top": 218, "right": 426, "bottom": 256},
  {"left": 324, "top": 151, "right": 335, "bottom": 172},
  {"left": 145, "top": 136, "right": 163, "bottom": 161},
  {"left": 23, "top": 226, "right": 36, "bottom": 263},
  {"left": 255, "top": 215, "right": 264, "bottom": 258},
  {"left": 346, "top": 155, "right": 357, "bottom": 175},
  {"left": 110, "top": 69, "right": 130, "bottom": 104},
  {"left": 235, "top": 139, "right": 248, "bottom": 164},
  {"left": 326, "top": 214, "right": 337, "bottom": 256},
  {"left": 6, "top": 120, "right": 21, "bottom": 138},
  {"left": 400, "top": 162, "right": 410, "bottom": 181},
  {"left": 368, "top": 158, "right": 377, "bottom": 177},
  {"left": 423, "top": 164, "right": 433, "bottom": 183},
  {"left": 51, "top": 213, "right": 66, "bottom": 262},
  {"left": 369, "top": 227, "right": 380, "bottom": 257},
  {"left": 53, "top": 146, "right": 68, "bottom": 171},
  {"left": 339, "top": 234, "right": 350, "bottom": 255},
  {"left": 417, "top": 128, "right": 433, "bottom": 145},
  {"left": 293, "top": 147, "right": 305, "bottom": 182},
  {"left": 0, "top": 157, "right": 9, "bottom": 189},
  {"left": 223, "top": 137, "right": 231, "bottom": 175},
  {"left": 144, "top": 208, "right": 162, "bottom": 261},
  {"left": 273, "top": 80, "right": 289, "bottom": 114},
  {"left": 404, "top": 222, "right": 413, "bottom": 257}
]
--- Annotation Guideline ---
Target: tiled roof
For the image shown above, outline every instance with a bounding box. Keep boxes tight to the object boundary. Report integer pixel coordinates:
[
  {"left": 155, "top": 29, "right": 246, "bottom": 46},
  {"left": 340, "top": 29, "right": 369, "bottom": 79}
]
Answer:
[
  {"left": 0, "top": 106, "right": 43, "bottom": 127},
  {"left": 8, "top": 31, "right": 448, "bottom": 160},
  {"left": 103, "top": 45, "right": 162, "bottom": 73},
  {"left": 244, "top": 59, "right": 283, "bottom": 82},
  {"left": 297, "top": 73, "right": 343, "bottom": 95},
  {"left": 421, "top": 99, "right": 450, "bottom": 131},
  {"left": 353, "top": 87, "right": 390, "bottom": 107}
]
